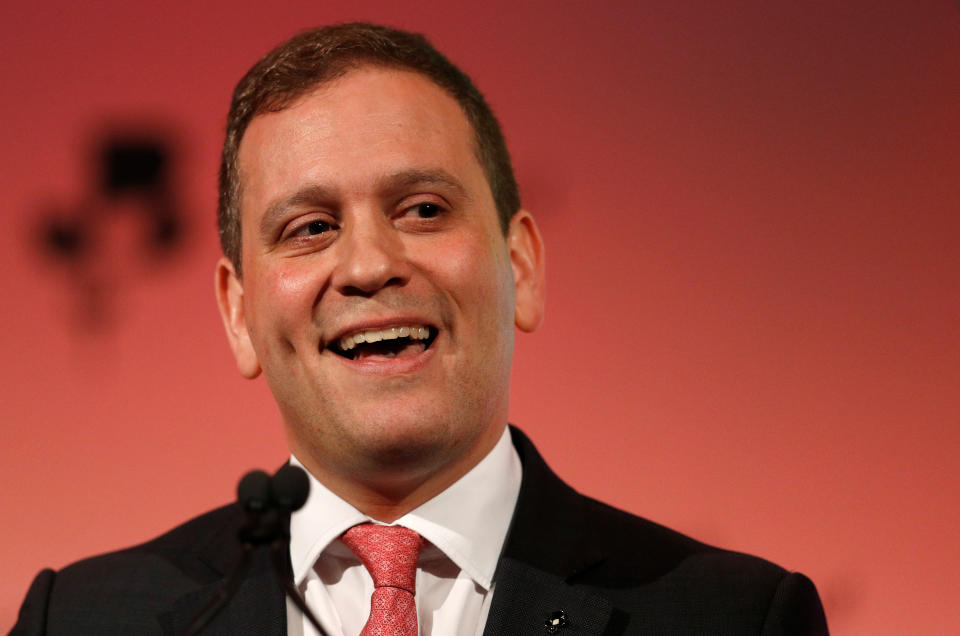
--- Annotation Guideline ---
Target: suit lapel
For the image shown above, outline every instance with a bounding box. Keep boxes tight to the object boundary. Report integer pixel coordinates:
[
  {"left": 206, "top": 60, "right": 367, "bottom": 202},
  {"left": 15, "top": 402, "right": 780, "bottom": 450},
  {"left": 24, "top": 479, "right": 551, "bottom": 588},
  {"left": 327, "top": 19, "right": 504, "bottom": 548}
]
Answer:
[
  {"left": 158, "top": 506, "right": 287, "bottom": 636},
  {"left": 483, "top": 428, "right": 615, "bottom": 636},
  {"left": 161, "top": 560, "right": 286, "bottom": 636},
  {"left": 483, "top": 557, "right": 613, "bottom": 636}
]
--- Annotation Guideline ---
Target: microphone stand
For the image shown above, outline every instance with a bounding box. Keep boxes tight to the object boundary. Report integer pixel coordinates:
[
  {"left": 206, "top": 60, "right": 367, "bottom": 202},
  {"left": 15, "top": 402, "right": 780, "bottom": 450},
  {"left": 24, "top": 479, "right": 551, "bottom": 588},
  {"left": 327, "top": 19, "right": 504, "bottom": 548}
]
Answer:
[
  {"left": 271, "top": 536, "right": 326, "bottom": 635},
  {"left": 181, "top": 468, "right": 327, "bottom": 636},
  {"left": 181, "top": 529, "right": 256, "bottom": 636}
]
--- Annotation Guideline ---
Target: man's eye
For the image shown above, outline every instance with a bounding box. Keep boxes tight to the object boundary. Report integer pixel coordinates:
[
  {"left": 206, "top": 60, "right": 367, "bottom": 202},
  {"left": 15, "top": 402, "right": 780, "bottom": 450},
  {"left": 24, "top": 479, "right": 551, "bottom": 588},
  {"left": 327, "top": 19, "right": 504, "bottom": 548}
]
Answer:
[
  {"left": 283, "top": 219, "right": 336, "bottom": 242},
  {"left": 303, "top": 220, "right": 332, "bottom": 235},
  {"left": 411, "top": 203, "right": 441, "bottom": 218}
]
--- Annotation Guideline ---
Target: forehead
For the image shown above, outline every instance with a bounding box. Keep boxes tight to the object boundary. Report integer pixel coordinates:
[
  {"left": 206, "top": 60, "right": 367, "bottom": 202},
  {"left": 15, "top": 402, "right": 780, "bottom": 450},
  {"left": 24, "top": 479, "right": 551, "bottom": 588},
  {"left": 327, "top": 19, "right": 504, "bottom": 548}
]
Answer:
[{"left": 236, "top": 66, "right": 485, "bottom": 216}]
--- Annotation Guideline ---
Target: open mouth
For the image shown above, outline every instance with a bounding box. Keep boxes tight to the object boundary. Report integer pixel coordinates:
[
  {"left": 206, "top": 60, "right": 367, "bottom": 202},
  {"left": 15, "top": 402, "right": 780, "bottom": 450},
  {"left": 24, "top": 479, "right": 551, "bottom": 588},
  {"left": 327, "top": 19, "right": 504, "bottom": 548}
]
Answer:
[{"left": 329, "top": 325, "right": 438, "bottom": 361}]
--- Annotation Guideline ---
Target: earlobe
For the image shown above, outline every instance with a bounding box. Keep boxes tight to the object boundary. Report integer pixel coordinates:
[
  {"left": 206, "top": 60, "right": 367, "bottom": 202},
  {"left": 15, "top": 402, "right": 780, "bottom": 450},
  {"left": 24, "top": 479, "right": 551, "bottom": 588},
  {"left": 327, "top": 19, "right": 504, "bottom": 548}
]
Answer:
[
  {"left": 214, "top": 257, "right": 262, "bottom": 379},
  {"left": 508, "top": 210, "right": 546, "bottom": 332}
]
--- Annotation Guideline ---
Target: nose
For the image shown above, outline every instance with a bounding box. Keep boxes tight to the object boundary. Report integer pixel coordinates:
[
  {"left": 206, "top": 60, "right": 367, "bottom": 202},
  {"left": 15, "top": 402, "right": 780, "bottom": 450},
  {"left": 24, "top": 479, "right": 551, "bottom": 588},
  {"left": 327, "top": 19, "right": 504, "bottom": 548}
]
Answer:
[{"left": 331, "top": 213, "right": 410, "bottom": 296}]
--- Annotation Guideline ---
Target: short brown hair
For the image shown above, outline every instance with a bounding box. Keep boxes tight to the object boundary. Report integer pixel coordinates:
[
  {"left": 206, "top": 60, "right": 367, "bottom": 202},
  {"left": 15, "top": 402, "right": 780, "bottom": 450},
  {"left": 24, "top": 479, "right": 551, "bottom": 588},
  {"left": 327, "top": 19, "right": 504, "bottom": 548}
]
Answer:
[{"left": 218, "top": 22, "right": 521, "bottom": 272}]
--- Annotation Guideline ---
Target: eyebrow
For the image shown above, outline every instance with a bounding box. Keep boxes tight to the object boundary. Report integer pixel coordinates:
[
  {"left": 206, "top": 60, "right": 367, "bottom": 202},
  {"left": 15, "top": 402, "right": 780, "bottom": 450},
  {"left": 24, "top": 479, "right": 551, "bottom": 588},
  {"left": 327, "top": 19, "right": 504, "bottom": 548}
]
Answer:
[
  {"left": 258, "top": 168, "right": 470, "bottom": 239},
  {"left": 259, "top": 183, "right": 336, "bottom": 239},
  {"left": 376, "top": 169, "right": 469, "bottom": 200}
]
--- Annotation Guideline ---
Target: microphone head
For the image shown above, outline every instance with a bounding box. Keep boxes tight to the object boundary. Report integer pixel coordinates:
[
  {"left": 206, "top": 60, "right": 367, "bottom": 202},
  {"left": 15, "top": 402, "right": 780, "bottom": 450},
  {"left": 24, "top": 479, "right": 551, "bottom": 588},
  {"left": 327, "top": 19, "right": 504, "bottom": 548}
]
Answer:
[
  {"left": 237, "top": 470, "right": 272, "bottom": 514},
  {"left": 271, "top": 465, "right": 310, "bottom": 512}
]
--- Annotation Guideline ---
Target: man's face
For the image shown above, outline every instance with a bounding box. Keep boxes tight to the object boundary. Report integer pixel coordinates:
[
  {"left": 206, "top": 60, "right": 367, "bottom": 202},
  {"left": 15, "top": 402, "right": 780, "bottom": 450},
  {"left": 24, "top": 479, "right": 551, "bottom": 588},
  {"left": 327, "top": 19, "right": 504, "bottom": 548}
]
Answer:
[{"left": 217, "top": 67, "right": 543, "bottom": 493}]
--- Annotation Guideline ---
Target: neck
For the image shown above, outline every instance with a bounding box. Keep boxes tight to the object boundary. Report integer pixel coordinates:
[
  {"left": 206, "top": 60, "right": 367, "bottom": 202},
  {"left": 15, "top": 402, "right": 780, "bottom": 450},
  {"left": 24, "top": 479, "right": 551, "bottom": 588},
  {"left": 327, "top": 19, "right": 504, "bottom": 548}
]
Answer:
[{"left": 290, "top": 424, "right": 505, "bottom": 522}]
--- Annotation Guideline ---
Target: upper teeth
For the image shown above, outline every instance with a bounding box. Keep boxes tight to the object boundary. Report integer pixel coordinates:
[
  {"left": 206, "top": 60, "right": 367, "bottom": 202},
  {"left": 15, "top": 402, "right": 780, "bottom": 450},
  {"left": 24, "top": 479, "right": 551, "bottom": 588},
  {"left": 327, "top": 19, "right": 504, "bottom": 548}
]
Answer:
[{"left": 338, "top": 325, "right": 431, "bottom": 351}]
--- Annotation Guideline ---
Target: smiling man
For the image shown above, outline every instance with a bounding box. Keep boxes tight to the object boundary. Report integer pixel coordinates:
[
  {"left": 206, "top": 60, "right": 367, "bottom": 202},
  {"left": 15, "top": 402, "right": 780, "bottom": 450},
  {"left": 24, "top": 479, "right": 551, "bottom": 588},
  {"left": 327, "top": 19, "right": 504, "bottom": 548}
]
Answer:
[
  {"left": 216, "top": 64, "right": 540, "bottom": 524},
  {"left": 13, "top": 23, "right": 827, "bottom": 636}
]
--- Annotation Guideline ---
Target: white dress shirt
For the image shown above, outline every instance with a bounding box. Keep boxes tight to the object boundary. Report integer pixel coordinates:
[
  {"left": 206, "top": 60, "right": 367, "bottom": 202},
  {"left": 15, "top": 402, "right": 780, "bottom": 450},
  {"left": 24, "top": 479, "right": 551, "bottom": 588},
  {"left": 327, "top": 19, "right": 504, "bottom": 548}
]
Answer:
[{"left": 286, "top": 427, "right": 522, "bottom": 636}]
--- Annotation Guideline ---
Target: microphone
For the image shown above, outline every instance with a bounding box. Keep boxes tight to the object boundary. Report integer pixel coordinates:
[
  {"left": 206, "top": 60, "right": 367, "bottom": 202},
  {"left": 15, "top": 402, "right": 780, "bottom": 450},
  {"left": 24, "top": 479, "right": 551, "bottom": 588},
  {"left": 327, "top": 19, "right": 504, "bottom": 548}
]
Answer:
[
  {"left": 237, "top": 469, "right": 272, "bottom": 513},
  {"left": 271, "top": 464, "right": 310, "bottom": 511},
  {"left": 182, "top": 465, "right": 326, "bottom": 636}
]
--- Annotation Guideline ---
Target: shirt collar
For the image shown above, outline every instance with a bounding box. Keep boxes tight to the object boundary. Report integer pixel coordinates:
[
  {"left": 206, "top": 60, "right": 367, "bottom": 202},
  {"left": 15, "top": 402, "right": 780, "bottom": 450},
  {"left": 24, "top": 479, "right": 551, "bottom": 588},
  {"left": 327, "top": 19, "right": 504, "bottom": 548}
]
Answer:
[{"left": 288, "top": 426, "right": 522, "bottom": 591}]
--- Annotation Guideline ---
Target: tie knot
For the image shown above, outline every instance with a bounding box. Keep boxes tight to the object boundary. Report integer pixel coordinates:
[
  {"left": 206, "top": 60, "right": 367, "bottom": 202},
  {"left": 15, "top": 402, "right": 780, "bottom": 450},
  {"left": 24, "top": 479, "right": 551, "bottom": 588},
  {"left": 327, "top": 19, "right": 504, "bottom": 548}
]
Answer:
[{"left": 342, "top": 524, "right": 424, "bottom": 593}]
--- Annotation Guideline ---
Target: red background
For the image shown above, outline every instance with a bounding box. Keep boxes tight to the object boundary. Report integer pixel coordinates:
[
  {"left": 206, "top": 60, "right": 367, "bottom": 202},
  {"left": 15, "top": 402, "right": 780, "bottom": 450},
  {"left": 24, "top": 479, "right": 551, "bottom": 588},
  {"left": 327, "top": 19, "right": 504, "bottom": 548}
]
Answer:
[{"left": 2, "top": 1, "right": 958, "bottom": 633}]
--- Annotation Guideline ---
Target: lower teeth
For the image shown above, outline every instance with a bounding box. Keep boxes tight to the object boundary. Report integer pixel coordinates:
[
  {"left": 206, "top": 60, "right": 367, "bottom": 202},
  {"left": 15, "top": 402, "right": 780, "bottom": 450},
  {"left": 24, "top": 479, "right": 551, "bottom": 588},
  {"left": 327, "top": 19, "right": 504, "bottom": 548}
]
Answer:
[{"left": 351, "top": 339, "right": 427, "bottom": 361}]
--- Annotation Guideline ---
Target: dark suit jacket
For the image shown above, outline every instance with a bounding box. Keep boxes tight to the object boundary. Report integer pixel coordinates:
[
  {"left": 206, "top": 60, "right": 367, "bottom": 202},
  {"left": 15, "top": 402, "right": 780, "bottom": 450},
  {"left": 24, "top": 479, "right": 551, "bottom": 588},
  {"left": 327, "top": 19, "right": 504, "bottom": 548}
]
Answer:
[{"left": 11, "top": 427, "right": 828, "bottom": 635}]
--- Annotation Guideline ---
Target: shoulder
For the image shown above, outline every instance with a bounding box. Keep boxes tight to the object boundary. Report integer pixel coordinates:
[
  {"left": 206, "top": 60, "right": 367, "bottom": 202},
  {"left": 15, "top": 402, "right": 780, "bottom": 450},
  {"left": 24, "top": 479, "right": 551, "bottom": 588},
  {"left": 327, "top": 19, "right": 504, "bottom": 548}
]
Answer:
[
  {"left": 509, "top": 426, "right": 791, "bottom": 581},
  {"left": 12, "top": 504, "right": 242, "bottom": 635},
  {"left": 558, "top": 485, "right": 791, "bottom": 592},
  {"left": 57, "top": 502, "right": 242, "bottom": 584},
  {"left": 506, "top": 427, "right": 828, "bottom": 633}
]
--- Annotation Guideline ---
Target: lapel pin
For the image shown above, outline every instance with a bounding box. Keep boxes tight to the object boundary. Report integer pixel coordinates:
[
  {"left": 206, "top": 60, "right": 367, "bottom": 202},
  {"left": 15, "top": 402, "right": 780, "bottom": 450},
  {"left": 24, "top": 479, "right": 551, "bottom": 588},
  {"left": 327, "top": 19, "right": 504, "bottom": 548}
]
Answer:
[{"left": 544, "top": 609, "right": 568, "bottom": 633}]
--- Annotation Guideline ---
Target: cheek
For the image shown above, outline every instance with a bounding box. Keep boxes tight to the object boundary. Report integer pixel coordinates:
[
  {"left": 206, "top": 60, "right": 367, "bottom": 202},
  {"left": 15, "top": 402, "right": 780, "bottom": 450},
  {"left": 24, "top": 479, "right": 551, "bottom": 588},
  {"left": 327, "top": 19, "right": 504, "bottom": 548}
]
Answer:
[
  {"left": 428, "top": 232, "right": 514, "bottom": 328},
  {"left": 248, "top": 264, "right": 319, "bottom": 339},
  {"left": 270, "top": 265, "right": 316, "bottom": 298}
]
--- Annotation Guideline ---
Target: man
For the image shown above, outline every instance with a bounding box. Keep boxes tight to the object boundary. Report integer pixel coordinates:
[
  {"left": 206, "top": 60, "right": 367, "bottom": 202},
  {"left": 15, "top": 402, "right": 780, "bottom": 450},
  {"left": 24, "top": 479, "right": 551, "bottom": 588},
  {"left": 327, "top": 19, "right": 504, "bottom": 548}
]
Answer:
[{"left": 12, "top": 23, "right": 828, "bottom": 635}]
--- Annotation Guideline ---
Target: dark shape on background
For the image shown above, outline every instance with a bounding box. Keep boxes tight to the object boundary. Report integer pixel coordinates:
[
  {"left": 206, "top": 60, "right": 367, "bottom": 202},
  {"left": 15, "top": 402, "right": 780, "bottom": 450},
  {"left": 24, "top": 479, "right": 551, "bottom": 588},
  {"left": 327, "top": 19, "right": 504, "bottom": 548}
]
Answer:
[
  {"left": 43, "top": 215, "right": 87, "bottom": 259},
  {"left": 103, "top": 141, "right": 165, "bottom": 192},
  {"left": 36, "top": 127, "right": 188, "bottom": 330},
  {"left": 99, "top": 136, "right": 184, "bottom": 255}
]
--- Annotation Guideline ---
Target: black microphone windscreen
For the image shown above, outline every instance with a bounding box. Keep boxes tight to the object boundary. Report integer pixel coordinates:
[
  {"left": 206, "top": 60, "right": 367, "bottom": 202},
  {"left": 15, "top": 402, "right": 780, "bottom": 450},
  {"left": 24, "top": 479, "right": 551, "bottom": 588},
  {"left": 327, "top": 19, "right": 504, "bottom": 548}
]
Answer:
[
  {"left": 237, "top": 470, "right": 272, "bottom": 513},
  {"left": 271, "top": 465, "right": 310, "bottom": 512}
]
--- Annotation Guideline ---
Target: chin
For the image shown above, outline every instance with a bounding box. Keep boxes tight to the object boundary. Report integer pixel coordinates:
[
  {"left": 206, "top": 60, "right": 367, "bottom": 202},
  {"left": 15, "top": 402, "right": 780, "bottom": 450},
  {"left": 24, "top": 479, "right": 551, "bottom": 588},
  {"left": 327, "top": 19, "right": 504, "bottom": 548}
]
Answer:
[
  {"left": 349, "top": 411, "right": 465, "bottom": 462},
  {"left": 283, "top": 382, "right": 505, "bottom": 479}
]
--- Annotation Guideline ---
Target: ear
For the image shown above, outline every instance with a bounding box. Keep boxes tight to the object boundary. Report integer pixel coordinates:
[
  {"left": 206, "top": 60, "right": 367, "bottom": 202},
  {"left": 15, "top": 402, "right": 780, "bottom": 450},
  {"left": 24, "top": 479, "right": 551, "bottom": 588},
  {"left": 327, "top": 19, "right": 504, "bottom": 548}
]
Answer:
[
  {"left": 215, "top": 257, "right": 262, "bottom": 379},
  {"left": 508, "top": 210, "right": 546, "bottom": 332}
]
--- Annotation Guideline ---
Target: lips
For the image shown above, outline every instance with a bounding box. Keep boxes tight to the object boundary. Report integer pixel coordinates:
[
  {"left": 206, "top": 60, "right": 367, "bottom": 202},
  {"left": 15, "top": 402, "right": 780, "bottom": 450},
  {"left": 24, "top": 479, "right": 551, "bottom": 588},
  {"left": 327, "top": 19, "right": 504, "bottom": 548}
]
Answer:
[{"left": 328, "top": 323, "right": 438, "bottom": 362}]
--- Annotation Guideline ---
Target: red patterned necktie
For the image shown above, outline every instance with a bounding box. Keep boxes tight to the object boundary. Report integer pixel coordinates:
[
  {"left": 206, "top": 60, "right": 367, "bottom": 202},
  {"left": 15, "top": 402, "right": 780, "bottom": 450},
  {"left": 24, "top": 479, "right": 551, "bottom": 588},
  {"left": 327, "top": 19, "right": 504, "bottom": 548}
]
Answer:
[{"left": 342, "top": 524, "right": 424, "bottom": 636}]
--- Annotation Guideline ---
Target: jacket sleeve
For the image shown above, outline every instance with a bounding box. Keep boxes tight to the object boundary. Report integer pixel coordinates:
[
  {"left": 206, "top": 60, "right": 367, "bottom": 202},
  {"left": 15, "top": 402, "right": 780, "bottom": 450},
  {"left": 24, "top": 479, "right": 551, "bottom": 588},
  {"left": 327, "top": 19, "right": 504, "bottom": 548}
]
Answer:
[
  {"left": 760, "top": 572, "right": 829, "bottom": 635},
  {"left": 9, "top": 569, "right": 56, "bottom": 636}
]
